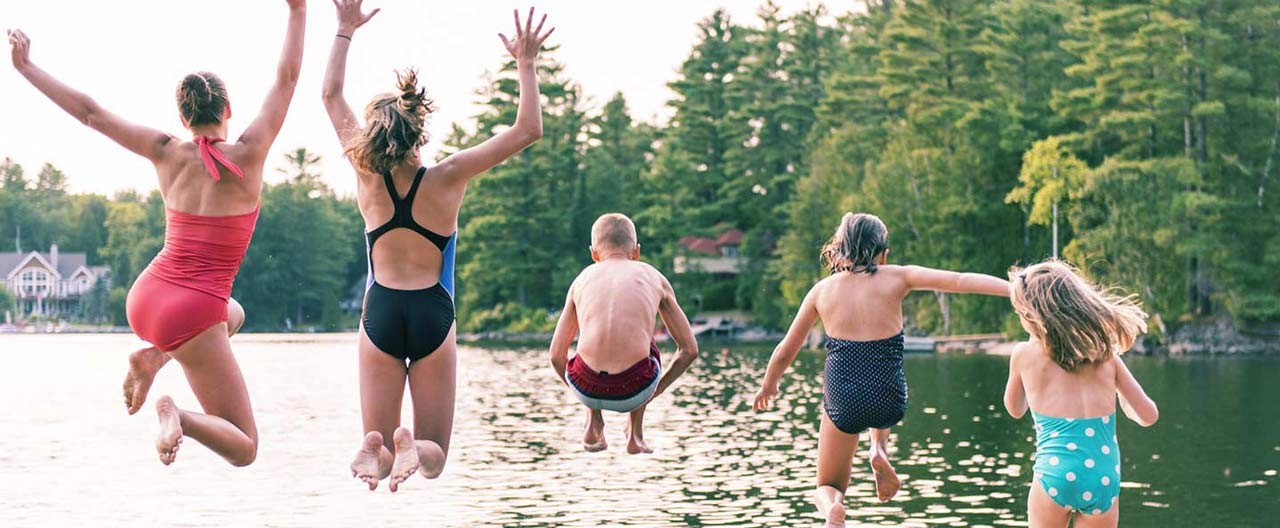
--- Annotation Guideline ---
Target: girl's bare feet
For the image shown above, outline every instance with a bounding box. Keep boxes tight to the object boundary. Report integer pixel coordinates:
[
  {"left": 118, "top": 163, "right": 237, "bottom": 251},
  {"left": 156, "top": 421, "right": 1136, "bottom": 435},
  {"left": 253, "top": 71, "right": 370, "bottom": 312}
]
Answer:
[
  {"left": 388, "top": 427, "right": 420, "bottom": 492},
  {"left": 123, "top": 347, "right": 168, "bottom": 415},
  {"left": 870, "top": 448, "right": 901, "bottom": 502},
  {"left": 824, "top": 502, "right": 846, "bottom": 527},
  {"left": 815, "top": 486, "right": 847, "bottom": 527},
  {"left": 351, "top": 431, "right": 388, "bottom": 490},
  {"left": 583, "top": 410, "right": 607, "bottom": 452},
  {"left": 155, "top": 396, "right": 183, "bottom": 465}
]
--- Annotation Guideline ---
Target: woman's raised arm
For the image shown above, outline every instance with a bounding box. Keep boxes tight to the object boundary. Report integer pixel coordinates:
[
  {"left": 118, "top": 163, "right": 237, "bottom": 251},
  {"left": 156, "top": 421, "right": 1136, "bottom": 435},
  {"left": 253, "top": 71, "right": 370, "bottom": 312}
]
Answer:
[
  {"left": 239, "top": 0, "right": 307, "bottom": 156},
  {"left": 435, "top": 8, "right": 553, "bottom": 184},
  {"left": 9, "top": 30, "right": 174, "bottom": 162},
  {"left": 322, "top": 0, "right": 381, "bottom": 146}
]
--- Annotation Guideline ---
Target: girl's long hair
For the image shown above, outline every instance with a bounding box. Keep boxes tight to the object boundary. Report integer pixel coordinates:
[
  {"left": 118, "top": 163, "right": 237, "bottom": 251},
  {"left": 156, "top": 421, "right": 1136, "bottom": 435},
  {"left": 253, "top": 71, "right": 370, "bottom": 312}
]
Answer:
[
  {"left": 345, "top": 69, "right": 436, "bottom": 175},
  {"left": 1009, "top": 259, "right": 1148, "bottom": 371},
  {"left": 820, "top": 212, "right": 889, "bottom": 274}
]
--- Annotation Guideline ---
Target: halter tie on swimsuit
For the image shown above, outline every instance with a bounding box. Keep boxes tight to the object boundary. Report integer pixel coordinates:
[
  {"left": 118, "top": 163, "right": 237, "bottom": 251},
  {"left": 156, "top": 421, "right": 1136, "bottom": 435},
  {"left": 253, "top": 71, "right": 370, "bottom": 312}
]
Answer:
[{"left": 194, "top": 136, "right": 244, "bottom": 181}]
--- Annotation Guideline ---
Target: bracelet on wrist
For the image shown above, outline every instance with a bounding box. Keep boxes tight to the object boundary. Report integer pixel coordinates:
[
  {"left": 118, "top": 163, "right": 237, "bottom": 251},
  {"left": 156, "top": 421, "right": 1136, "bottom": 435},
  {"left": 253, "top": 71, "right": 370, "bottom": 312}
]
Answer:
[{"left": 336, "top": 33, "right": 352, "bottom": 41}]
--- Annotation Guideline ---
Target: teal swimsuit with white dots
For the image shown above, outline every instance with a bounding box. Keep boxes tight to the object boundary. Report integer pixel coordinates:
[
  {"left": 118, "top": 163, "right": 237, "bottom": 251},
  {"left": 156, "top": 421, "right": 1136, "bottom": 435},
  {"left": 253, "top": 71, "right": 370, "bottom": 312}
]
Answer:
[{"left": 1032, "top": 411, "right": 1122, "bottom": 515}]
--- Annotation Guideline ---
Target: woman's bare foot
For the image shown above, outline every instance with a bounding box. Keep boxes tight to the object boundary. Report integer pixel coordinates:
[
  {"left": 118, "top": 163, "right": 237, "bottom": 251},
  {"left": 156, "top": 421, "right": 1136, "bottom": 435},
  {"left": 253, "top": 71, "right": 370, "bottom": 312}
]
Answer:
[
  {"left": 123, "top": 347, "right": 168, "bottom": 415},
  {"left": 351, "top": 431, "right": 387, "bottom": 491},
  {"left": 624, "top": 424, "right": 653, "bottom": 454},
  {"left": 388, "top": 427, "right": 420, "bottom": 492},
  {"left": 155, "top": 396, "right": 183, "bottom": 466},
  {"left": 824, "top": 502, "right": 847, "bottom": 527},
  {"left": 870, "top": 448, "right": 901, "bottom": 502},
  {"left": 583, "top": 410, "right": 607, "bottom": 452}
]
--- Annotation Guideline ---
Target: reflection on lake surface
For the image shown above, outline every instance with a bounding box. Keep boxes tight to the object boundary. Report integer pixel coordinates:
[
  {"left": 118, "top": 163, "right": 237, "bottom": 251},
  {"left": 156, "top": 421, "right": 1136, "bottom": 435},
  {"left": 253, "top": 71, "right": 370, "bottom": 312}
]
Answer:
[{"left": 0, "top": 334, "right": 1276, "bottom": 527}]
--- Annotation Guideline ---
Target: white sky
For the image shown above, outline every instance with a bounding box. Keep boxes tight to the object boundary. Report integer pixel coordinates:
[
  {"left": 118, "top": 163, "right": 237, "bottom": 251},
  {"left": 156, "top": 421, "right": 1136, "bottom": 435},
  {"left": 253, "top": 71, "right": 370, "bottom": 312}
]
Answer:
[{"left": 1, "top": 0, "right": 854, "bottom": 197}]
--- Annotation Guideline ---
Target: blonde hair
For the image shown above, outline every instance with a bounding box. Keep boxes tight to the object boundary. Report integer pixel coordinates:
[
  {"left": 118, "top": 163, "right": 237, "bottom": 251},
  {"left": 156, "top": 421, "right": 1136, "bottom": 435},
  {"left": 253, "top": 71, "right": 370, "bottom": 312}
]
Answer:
[
  {"left": 176, "top": 72, "right": 229, "bottom": 127},
  {"left": 820, "top": 212, "right": 888, "bottom": 274},
  {"left": 591, "top": 213, "right": 638, "bottom": 251},
  {"left": 1009, "top": 259, "right": 1148, "bottom": 371},
  {"left": 345, "top": 69, "right": 436, "bottom": 175}
]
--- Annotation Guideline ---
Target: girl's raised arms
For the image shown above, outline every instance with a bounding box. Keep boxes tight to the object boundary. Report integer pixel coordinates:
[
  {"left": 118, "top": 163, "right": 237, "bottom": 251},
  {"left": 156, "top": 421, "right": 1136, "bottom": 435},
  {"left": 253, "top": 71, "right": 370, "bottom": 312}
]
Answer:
[
  {"left": 238, "top": 0, "right": 308, "bottom": 160},
  {"left": 901, "top": 265, "right": 1011, "bottom": 297},
  {"left": 433, "top": 8, "right": 551, "bottom": 185},
  {"left": 8, "top": 29, "right": 174, "bottom": 162},
  {"left": 321, "top": 0, "right": 381, "bottom": 146},
  {"left": 753, "top": 285, "right": 821, "bottom": 410}
]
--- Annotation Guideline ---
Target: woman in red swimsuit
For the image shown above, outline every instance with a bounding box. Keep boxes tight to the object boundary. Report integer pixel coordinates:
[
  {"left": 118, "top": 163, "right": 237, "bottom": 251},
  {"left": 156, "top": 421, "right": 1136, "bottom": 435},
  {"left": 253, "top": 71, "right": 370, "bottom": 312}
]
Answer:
[{"left": 7, "top": 0, "right": 306, "bottom": 467}]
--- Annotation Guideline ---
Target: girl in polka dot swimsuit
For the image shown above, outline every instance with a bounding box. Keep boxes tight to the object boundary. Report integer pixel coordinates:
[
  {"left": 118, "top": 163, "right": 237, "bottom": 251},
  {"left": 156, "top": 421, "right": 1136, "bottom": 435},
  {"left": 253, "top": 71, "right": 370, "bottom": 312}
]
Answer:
[
  {"left": 1003, "top": 260, "right": 1159, "bottom": 528},
  {"left": 753, "top": 213, "right": 1011, "bottom": 528}
]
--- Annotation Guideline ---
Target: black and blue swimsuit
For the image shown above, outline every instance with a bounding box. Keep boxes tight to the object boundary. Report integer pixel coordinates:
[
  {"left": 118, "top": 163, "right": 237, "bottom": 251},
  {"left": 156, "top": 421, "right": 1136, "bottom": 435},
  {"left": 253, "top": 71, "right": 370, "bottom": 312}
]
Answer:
[
  {"left": 361, "top": 167, "right": 457, "bottom": 363},
  {"left": 823, "top": 332, "right": 909, "bottom": 434}
]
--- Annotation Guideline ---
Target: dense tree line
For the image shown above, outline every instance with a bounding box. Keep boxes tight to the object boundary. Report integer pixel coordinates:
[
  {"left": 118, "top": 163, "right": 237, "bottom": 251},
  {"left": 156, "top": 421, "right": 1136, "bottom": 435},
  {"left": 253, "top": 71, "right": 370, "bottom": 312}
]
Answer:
[
  {"left": 449, "top": 0, "right": 1279, "bottom": 338},
  {"left": 4, "top": 0, "right": 1278, "bottom": 339},
  {"left": 0, "top": 150, "right": 362, "bottom": 330}
]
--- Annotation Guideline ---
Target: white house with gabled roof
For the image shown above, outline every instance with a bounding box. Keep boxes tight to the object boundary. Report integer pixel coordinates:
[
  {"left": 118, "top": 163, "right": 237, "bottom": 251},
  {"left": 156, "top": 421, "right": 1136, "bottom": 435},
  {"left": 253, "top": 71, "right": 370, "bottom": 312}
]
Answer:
[{"left": 1, "top": 244, "right": 109, "bottom": 318}]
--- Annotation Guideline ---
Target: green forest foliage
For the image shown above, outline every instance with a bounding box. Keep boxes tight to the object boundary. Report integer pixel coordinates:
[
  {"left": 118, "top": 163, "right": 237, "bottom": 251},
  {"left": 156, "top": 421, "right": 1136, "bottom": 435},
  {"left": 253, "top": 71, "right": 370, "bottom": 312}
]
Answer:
[
  {"left": 3, "top": 0, "right": 1278, "bottom": 336},
  {"left": 0, "top": 150, "right": 363, "bottom": 330}
]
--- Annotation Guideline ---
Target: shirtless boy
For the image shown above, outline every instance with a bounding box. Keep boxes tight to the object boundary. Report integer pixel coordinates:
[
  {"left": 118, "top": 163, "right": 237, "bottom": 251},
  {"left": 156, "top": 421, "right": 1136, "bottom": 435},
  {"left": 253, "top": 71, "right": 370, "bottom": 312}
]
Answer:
[{"left": 549, "top": 213, "right": 699, "bottom": 454}]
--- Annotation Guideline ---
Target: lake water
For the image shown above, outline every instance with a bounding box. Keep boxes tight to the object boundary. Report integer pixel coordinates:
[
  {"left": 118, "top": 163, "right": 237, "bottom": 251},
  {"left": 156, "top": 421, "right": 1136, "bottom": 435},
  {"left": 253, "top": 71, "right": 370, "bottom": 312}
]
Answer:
[{"left": 0, "top": 334, "right": 1275, "bottom": 527}]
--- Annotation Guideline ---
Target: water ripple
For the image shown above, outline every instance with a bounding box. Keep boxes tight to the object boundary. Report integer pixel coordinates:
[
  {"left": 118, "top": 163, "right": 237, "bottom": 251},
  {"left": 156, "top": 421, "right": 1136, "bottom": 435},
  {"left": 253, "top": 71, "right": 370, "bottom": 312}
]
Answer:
[{"left": 0, "top": 334, "right": 1275, "bottom": 527}]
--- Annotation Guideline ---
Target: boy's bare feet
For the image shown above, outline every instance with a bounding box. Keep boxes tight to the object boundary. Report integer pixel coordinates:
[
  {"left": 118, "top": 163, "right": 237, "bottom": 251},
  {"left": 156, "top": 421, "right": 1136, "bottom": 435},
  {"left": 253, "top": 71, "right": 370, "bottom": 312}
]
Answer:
[
  {"left": 624, "top": 423, "right": 653, "bottom": 454},
  {"left": 583, "top": 410, "right": 607, "bottom": 452},
  {"left": 870, "top": 448, "right": 901, "bottom": 502},
  {"left": 123, "top": 347, "right": 168, "bottom": 415},
  {"left": 155, "top": 396, "right": 183, "bottom": 465},
  {"left": 351, "top": 431, "right": 386, "bottom": 490},
  {"left": 388, "top": 427, "right": 419, "bottom": 492}
]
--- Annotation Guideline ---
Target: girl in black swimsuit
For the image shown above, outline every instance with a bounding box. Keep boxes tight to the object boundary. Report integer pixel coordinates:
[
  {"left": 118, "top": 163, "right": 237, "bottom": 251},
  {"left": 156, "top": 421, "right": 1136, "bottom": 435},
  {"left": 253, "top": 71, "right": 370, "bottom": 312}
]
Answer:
[
  {"left": 322, "top": 0, "right": 554, "bottom": 492},
  {"left": 752, "top": 213, "right": 1011, "bottom": 526}
]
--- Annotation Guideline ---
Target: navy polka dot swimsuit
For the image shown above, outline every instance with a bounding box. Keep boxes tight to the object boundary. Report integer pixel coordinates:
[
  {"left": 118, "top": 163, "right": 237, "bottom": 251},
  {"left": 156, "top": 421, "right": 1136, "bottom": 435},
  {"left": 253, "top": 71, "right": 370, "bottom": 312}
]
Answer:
[{"left": 823, "top": 332, "right": 908, "bottom": 435}]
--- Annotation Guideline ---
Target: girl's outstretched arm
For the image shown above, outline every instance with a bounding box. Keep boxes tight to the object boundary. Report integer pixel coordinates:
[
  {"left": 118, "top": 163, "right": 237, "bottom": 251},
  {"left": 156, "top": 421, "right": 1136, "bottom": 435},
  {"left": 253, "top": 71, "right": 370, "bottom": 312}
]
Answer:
[
  {"left": 1115, "top": 355, "right": 1159, "bottom": 426},
  {"left": 1003, "top": 343, "right": 1029, "bottom": 418},
  {"left": 435, "top": 8, "right": 552, "bottom": 184},
  {"left": 239, "top": 0, "right": 307, "bottom": 156},
  {"left": 8, "top": 30, "right": 174, "bottom": 162},
  {"left": 322, "top": 0, "right": 380, "bottom": 146},
  {"left": 903, "top": 265, "right": 1011, "bottom": 297},
  {"left": 753, "top": 284, "right": 821, "bottom": 410}
]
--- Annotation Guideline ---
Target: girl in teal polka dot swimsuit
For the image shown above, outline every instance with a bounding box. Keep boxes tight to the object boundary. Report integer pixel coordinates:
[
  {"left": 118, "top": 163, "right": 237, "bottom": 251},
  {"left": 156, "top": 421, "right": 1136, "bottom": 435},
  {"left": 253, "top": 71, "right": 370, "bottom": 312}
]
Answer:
[{"left": 1004, "top": 260, "right": 1160, "bottom": 528}]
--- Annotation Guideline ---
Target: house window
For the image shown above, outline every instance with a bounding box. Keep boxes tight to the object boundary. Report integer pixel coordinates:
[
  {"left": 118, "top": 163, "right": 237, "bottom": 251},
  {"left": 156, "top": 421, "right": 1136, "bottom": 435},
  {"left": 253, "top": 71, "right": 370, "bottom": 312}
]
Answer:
[
  {"left": 721, "top": 245, "right": 739, "bottom": 258},
  {"left": 19, "top": 269, "right": 51, "bottom": 296}
]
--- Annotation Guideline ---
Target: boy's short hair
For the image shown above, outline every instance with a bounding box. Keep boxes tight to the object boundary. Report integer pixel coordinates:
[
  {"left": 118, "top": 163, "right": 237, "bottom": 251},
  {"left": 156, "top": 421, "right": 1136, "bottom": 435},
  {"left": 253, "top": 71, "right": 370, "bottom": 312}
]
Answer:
[{"left": 591, "top": 213, "right": 638, "bottom": 251}]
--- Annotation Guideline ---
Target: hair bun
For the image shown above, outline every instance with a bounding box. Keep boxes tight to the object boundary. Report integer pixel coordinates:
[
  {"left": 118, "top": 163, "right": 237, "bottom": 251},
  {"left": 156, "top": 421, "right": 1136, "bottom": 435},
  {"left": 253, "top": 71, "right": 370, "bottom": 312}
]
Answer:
[
  {"left": 394, "top": 69, "right": 435, "bottom": 115},
  {"left": 176, "top": 71, "right": 229, "bottom": 127},
  {"left": 343, "top": 68, "right": 436, "bottom": 175},
  {"left": 181, "top": 74, "right": 212, "bottom": 103}
]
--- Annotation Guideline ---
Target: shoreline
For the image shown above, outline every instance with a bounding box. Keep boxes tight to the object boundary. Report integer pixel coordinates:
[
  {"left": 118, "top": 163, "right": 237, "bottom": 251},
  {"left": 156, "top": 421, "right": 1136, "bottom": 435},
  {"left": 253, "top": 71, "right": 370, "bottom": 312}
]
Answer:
[{"left": 3, "top": 327, "right": 1277, "bottom": 356}]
